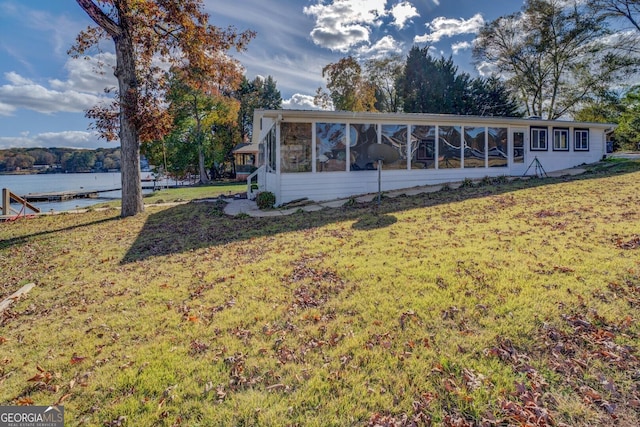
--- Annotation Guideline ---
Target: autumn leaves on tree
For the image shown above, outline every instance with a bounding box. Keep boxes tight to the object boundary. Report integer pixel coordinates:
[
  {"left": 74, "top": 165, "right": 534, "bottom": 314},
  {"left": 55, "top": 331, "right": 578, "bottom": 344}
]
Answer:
[{"left": 72, "top": 0, "right": 254, "bottom": 217}]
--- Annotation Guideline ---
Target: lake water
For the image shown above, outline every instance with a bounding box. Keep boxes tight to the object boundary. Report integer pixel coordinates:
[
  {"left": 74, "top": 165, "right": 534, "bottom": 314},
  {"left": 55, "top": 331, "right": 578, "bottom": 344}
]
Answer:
[{"left": 1, "top": 172, "right": 164, "bottom": 213}]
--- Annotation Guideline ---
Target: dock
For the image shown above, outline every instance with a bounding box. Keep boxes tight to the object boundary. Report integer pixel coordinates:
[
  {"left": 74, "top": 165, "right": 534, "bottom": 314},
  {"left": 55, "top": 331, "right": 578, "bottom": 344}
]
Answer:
[
  {"left": 22, "top": 184, "right": 166, "bottom": 202},
  {"left": 22, "top": 189, "right": 116, "bottom": 202}
]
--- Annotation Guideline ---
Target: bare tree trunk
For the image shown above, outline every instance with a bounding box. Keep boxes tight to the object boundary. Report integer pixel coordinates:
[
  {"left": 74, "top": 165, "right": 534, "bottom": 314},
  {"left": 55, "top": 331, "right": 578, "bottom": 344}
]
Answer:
[{"left": 198, "top": 145, "right": 209, "bottom": 184}]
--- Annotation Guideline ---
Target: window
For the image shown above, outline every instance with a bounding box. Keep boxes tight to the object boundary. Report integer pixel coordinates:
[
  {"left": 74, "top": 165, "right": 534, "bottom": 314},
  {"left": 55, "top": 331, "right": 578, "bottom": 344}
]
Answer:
[
  {"left": 463, "top": 127, "right": 486, "bottom": 168},
  {"left": 553, "top": 128, "right": 569, "bottom": 151},
  {"left": 410, "top": 125, "right": 435, "bottom": 169},
  {"left": 574, "top": 129, "right": 589, "bottom": 151},
  {"left": 381, "top": 125, "right": 408, "bottom": 170},
  {"left": 438, "top": 126, "right": 461, "bottom": 169},
  {"left": 316, "top": 123, "right": 347, "bottom": 172},
  {"left": 488, "top": 127, "right": 508, "bottom": 167},
  {"left": 280, "top": 122, "right": 312, "bottom": 173},
  {"left": 513, "top": 131, "right": 524, "bottom": 164},
  {"left": 265, "top": 124, "right": 276, "bottom": 172},
  {"left": 350, "top": 124, "right": 378, "bottom": 171},
  {"left": 531, "top": 127, "right": 548, "bottom": 151}
]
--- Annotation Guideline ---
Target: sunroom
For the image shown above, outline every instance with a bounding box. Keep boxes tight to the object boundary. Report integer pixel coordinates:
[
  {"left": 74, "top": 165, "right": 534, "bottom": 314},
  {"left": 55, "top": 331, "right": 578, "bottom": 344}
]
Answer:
[{"left": 249, "top": 110, "right": 613, "bottom": 206}]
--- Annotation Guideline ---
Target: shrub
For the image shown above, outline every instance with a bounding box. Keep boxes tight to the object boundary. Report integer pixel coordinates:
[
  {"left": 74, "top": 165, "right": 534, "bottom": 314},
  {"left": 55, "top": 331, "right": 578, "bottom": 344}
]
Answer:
[
  {"left": 460, "top": 177, "right": 475, "bottom": 188},
  {"left": 479, "top": 176, "right": 493, "bottom": 186},
  {"left": 256, "top": 191, "right": 276, "bottom": 210},
  {"left": 494, "top": 175, "right": 509, "bottom": 184}
]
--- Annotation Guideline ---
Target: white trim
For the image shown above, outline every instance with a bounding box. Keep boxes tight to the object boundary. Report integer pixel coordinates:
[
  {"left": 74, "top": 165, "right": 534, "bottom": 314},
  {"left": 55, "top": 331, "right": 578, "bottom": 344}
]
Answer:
[{"left": 254, "top": 110, "right": 614, "bottom": 205}]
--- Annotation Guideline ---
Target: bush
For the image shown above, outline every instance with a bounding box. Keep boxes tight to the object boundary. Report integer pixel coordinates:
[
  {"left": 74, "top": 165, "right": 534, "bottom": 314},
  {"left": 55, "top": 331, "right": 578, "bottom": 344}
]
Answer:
[
  {"left": 460, "top": 177, "right": 475, "bottom": 188},
  {"left": 256, "top": 191, "right": 276, "bottom": 210}
]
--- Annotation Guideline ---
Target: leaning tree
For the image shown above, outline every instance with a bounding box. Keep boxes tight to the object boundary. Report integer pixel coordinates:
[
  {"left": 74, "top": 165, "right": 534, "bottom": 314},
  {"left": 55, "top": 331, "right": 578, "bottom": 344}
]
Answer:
[{"left": 72, "top": 0, "right": 254, "bottom": 217}]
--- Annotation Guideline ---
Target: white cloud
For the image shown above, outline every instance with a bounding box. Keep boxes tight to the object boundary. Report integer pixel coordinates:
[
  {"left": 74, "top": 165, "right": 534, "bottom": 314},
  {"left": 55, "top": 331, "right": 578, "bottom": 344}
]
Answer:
[
  {"left": 390, "top": 2, "right": 420, "bottom": 30},
  {"left": 0, "top": 101, "right": 15, "bottom": 116},
  {"left": 303, "top": 0, "right": 388, "bottom": 52},
  {"left": 0, "top": 73, "right": 104, "bottom": 116},
  {"left": 415, "top": 13, "right": 485, "bottom": 44},
  {"left": 50, "top": 53, "right": 117, "bottom": 93},
  {"left": 5, "top": 71, "right": 35, "bottom": 86},
  {"left": 476, "top": 61, "right": 498, "bottom": 77},
  {"left": 0, "top": 53, "right": 116, "bottom": 117},
  {"left": 357, "top": 35, "right": 403, "bottom": 58},
  {"left": 451, "top": 41, "right": 472, "bottom": 55},
  {"left": 0, "top": 131, "right": 104, "bottom": 149},
  {"left": 282, "top": 94, "right": 323, "bottom": 110}
]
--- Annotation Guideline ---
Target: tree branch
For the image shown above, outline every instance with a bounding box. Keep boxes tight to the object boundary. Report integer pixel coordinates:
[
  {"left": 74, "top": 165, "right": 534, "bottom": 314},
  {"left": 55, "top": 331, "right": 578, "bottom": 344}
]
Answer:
[{"left": 76, "top": 0, "right": 121, "bottom": 38}]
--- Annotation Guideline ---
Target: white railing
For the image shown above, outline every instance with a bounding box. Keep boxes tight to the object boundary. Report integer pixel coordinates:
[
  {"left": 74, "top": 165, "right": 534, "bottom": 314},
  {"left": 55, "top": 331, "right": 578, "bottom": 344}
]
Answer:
[{"left": 246, "top": 165, "right": 265, "bottom": 200}]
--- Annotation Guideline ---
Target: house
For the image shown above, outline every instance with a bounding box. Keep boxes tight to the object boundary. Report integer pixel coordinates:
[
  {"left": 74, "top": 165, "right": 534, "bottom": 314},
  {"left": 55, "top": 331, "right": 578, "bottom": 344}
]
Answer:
[
  {"left": 248, "top": 109, "right": 614, "bottom": 206},
  {"left": 232, "top": 142, "right": 260, "bottom": 181}
]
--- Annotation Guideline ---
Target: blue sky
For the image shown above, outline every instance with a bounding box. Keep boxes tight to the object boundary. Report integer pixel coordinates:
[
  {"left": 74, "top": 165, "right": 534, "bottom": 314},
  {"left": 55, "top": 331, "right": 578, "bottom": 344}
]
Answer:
[{"left": 0, "top": 0, "right": 526, "bottom": 149}]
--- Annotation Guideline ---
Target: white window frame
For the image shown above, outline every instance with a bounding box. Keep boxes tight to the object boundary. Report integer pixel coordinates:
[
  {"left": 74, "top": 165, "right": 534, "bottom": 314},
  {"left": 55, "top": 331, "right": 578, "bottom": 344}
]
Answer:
[
  {"left": 553, "top": 128, "right": 570, "bottom": 151},
  {"left": 531, "top": 127, "right": 548, "bottom": 151},
  {"left": 574, "top": 129, "right": 589, "bottom": 151}
]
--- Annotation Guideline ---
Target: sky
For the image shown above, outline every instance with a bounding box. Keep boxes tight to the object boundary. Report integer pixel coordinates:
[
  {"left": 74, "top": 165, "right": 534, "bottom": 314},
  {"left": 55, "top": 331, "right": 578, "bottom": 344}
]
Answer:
[{"left": 0, "top": 0, "right": 527, "bottom": 150}]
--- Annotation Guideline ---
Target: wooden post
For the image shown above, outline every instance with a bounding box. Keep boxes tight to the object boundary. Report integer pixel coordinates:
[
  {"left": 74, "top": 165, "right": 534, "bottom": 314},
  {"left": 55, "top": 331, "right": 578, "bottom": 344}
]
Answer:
[
  {"left": 1, "top": 188, "right": 40, "bottom": 217},
  {"left": 0, "top": 283, "right": 35, "bottom": 313},
  {"left": 2, "top": 188, "right": 9, "bottom": 216}
]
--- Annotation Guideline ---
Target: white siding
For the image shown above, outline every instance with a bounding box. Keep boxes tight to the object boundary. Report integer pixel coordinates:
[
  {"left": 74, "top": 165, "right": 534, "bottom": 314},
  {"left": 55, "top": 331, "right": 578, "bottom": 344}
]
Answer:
[{"left": 253, "top": 110, "right": 613, "bottom": 206}]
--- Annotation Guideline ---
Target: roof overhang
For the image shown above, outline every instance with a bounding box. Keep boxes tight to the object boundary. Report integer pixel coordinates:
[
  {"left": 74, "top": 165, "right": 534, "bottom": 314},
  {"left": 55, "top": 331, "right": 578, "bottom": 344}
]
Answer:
[{"left": 255, "top": 109, "right": 615, "bottom": 130}]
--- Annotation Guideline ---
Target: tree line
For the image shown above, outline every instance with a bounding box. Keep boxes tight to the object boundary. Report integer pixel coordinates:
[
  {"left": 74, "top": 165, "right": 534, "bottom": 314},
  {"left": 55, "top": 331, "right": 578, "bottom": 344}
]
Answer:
[
  {"left": 315, "top": 0, "right": 640, "bottom": 151},
  {"left": 314, "top": 50, "right": 521, "bottom": 117},
  {"left": 74, "top": 0, "right": 640, "bottom": 217},
  {"left": 0, "top": 147, "right": 121, "bottom": 173}
]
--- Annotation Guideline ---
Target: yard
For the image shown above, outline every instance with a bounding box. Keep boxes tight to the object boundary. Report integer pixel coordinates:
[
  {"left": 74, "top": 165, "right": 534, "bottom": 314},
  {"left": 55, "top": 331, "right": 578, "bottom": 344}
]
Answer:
[{"left": 1, "top": 160, "right": 639, "bottom": 426}]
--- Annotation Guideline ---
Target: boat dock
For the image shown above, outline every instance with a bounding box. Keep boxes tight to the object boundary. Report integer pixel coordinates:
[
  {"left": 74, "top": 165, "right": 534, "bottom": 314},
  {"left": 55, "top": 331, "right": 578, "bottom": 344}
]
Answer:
[
  {"left": 22, "top": 183, "right": 168, "bottom": 202},
  {"left": 22, "top": 189, "right": 118, "bottom": 202}
]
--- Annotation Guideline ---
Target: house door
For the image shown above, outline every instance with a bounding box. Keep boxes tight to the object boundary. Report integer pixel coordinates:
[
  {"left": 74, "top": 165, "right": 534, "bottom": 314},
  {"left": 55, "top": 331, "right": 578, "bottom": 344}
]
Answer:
[{"left": 511, "top": 128, "right": 527, "bottom": 175}]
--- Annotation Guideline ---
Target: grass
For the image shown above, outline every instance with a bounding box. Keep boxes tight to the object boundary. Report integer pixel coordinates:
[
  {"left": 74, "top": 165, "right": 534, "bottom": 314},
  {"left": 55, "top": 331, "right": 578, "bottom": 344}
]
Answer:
[
  {"left": 1, "top": 160, "right": 640, "bottom": 426},
  {"left": 92, "top": 182, "right": 246, "bottom": 209}
]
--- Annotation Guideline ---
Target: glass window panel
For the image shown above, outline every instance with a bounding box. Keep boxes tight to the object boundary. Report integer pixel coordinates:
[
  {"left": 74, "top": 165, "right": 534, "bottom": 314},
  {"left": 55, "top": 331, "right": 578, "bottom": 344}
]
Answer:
[
  {"left": 553, "top": 128, "right": 569, "bottom": 151},
  {"left": 463, "top": 127, "right": 486, "bottom": 168},
  {"left": 410, "top": 125, "right": 435, "bottom": 169},
  {"left": 350, "top": 124, "right": 378, "bottom": 171},
  {"left": 265, "top": 125, "right": 276, "bottom": 172},
  {"left": 531, "top": 127, "right": 548, "bottom": 150},
  {"left": 513, "top": 131, "right": 524, "bottom": 164},
  {"left": 438, "top": 126, "right": 461, "bottom": 169},
  {"left": 381, "top": 125, "right": 408, "bottom": 170},
  {"left": 574, "top": 129, "right": 589, "bottom": 151},
  {"left": 316, "top": 123, "right": 347, "bottom": 172},
  {"left": 488, "top": 127, "right": 508, "bottom": 167},
  {"left": 280, "top": 122, "right": 311, "bottom": 173}
]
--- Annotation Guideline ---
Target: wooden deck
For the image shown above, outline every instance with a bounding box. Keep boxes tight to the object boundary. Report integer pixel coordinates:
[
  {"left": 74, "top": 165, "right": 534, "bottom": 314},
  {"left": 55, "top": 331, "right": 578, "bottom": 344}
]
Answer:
[
  {"left": 23, "top": 189, "right": 115, "bottom": 202},
  {"left": 22, "top": 184, "right": 163, "bottom": 202}
]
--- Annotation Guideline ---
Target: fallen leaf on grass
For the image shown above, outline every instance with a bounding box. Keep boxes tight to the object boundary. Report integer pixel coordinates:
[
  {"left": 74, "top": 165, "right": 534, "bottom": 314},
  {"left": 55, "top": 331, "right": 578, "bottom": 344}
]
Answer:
[
  {"left": 16, "top": 397, "right": 34, "bottom": 406},
  {"left": 70, "top": 355, "right": 87, "bottom": 365},
  {"left": 56, "top": 393, "right": 72, "bottom": 405},
  {"left": 615, "top": 235, "right": 640, "bottom": 250},
  {"left": 28, "top": 371, "right": 53, "bottom": 384}
]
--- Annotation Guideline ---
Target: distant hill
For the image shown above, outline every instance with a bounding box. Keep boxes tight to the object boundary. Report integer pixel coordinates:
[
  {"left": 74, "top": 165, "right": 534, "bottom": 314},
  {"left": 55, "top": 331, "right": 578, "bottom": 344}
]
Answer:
[{"left": 0, "top": 147, "right": 121, "bottom": 174}]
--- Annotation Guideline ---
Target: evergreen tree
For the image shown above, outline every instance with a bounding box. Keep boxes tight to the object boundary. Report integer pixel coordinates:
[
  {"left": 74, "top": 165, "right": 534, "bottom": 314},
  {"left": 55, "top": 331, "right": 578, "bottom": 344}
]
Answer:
[
  {"left": 398, "top": 46, "right": 472, "bottom": 115},
  {"left": 236, "top": 76, "right": 282, "bottom": 142}
]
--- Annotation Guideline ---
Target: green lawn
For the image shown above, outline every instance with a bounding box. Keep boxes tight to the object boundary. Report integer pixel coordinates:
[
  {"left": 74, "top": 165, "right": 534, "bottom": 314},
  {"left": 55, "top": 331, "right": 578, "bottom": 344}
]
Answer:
[
  {"left": 90, "top": 182, "right": 246, "bottom": 209},
  {"left": 1, "top": 161, "right": 639, "bottom": 426}
]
